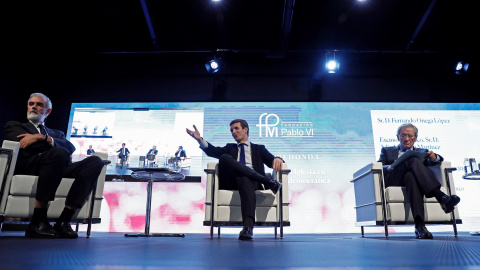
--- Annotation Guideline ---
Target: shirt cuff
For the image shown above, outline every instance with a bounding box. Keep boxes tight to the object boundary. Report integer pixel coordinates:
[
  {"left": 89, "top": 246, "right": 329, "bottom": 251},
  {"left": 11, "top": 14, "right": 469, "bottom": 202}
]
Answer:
[{"left": 199, "top": 140, "right": 208, "bottom": 149}]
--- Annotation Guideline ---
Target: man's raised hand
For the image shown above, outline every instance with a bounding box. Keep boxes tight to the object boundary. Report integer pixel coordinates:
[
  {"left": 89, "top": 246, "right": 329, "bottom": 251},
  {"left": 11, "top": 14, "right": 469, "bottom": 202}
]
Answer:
[{"left": 186, "top": 125, "right": 202, "bottom": 143}]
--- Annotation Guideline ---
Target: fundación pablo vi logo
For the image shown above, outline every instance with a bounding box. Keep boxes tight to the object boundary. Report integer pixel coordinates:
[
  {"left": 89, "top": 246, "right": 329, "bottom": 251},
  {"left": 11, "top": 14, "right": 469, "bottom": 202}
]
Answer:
[{"left": 255, "top": 113, "right": 314, "bottom": 138}]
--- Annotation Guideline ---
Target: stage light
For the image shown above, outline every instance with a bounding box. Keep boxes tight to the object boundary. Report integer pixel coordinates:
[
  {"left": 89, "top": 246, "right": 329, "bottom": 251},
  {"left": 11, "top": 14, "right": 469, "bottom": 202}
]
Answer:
[
  {"left": 455, "top": 61, "right": 469, "bottom": 75},
  {"left": 325, "top": 52, "right": 340, "bottom": 74},
  {"left": 205, "top": 55, "right": 223, "bottom": 73}
]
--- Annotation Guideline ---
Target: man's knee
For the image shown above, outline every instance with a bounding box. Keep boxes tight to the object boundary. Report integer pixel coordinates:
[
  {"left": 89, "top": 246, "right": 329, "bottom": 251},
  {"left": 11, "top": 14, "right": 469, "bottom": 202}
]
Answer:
[
  {"left": 405, "top": 157, "right": 424, "bottom": 167},
  {"left": 88, "top": 155, "right": 104, "bottom": 167},
  {"left": 219, "top": 154, "right": 234, "bottom": 164}
]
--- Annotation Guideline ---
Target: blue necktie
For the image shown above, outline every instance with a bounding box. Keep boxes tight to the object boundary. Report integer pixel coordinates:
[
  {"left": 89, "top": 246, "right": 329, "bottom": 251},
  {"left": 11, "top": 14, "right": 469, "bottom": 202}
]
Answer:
[
  {"left": 239, "top": 143, "right": 246, "bottom": 165},
  {"left": 38, "top": 124, "right": 47, "bottom": 135}
]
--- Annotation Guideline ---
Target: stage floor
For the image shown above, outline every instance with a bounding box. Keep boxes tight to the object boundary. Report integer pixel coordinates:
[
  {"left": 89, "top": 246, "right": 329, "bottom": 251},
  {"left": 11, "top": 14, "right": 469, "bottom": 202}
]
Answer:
[{"left": 1, "top": 231, "right": 479, "bottom": 269}]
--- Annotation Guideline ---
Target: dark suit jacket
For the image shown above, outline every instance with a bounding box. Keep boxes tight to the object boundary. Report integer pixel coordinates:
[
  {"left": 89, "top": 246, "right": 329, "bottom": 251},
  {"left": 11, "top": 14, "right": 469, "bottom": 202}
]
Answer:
[
  {"left": 147, "top": 149, "right": 158, "bottom": 156},
  {"left": 4, "top": 121, "right": 76, "bottom": 170},
  {"left": 378, "top": 146, "right": 443, "bottom": 168},
  {"left": 175, "top": 149, "right": 186, "bottom": 158},
  {"left": 202, "top": 141, "right": 275, "bottom": 176},
  {"left": 117, "top": 147, "right": 130, "bottom": 157}
]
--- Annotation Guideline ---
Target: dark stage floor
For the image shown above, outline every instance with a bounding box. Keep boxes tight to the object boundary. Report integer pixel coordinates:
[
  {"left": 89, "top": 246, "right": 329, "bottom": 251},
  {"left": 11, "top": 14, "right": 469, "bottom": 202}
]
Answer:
[{"left": 1, "top": 231, "right": 480, "bottom": 269}]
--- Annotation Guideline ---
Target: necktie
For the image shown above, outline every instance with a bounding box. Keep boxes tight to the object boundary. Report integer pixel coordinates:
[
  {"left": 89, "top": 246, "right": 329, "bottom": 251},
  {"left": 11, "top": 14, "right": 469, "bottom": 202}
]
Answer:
[
  {"left": 239, "top": 143, "right": 246, "bottom": 165},
  {"left": 38, "top": 124, "right": 47, "bottom": 135}
]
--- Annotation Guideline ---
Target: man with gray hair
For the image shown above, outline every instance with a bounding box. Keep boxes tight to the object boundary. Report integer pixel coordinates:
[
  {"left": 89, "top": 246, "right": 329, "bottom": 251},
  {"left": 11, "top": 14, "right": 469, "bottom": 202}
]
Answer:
[
  {"left": 378, "top": 123, "right": 460, "bottom": 239},
  {"left": 4, "top": 93, "right": 104, "bottom": 238}
]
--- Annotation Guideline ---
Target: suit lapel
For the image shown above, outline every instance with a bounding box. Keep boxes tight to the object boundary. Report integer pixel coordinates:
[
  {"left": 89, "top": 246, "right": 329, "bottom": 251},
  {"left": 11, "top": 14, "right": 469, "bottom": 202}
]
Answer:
[
  {"left": 250, "top": 143, "right": 257, "bottom": 167},
  {"left": 25, "top": 122, "right": 40, "bottom": 134},
  {"left": 392, "top": 148, "right": 399, "bottom": 163},
  {"left": 231, "top": 144, "right": 239, "bottom": 159}
]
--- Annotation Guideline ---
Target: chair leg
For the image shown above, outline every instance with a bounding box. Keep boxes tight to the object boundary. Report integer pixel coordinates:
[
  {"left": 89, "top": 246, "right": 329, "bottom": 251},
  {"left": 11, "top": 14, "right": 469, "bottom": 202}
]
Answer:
[
  {"left": 274, "top": 226, "right": 278, "bottom": 238},
  {"left": 87, "top": 181, "right": 98, "bottom": 238},
  {"left": 361, "top": 226, "right": 364, "bottom": 237},
  {"left": 218, "top": 227, "right": 221, "bottom": 237},
  {"left": 444, "top": 167, "right": 458, "bottom": 237},
  {"left": 75, "top": 223, "right": 79, "bottom": 232}
]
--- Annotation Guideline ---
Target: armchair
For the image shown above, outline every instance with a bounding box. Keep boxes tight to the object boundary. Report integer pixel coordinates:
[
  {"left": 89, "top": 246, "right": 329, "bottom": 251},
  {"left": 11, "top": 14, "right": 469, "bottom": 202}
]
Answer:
[
  {"left": 203, "top": 162, "right": 291, "bottom": 238},
  {"left": 351, "top": 161, "right": 462, "bottom": 237},
  {"left": 0, "top": 140, "right": 108, "bottom": 237}
]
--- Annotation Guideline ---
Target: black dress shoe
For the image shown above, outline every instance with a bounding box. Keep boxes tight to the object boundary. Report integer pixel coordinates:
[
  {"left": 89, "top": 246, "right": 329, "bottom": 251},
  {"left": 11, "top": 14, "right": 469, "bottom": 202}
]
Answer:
[
  {"left": 238, "top": 226, "right": 254, "bottom": 240},
  {"left": 440, "top": 194, "right": 460, "bottom": 213},
  {"left": 53, "top": 221, "right": 78, "bottom": 239},
  {"left": 25, "top": 221, "right": 58, "bottom": 238},
  {"left": 415, "top": 226, "right": 433, "bottom": 239}
]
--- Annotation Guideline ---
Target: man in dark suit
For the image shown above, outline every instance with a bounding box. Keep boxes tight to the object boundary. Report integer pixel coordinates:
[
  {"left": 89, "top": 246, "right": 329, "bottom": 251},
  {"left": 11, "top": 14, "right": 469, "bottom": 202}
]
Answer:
[
  {"left": 87, "top": 145, "right": 95, "bottom": 156},
  {"left": 4, "top": 93, "right": 104, "bottom": 238},
  {"left": 146, "top": 145, "right": 158, "bottom": 157},
  {"left": 117, "top": 143, "right": 130, "bottom": 166},
  {"left": 186, "top": 119, "right": 283, "bottom": 240},
  {"left": 378, "top": 123, "right": 460, "bottom": 239},
  {"left": 174, "top": 146, "right": 186, "bottom": 168},
  {"left": 146, "top": 145, "right": 158, "bottom": 165}
]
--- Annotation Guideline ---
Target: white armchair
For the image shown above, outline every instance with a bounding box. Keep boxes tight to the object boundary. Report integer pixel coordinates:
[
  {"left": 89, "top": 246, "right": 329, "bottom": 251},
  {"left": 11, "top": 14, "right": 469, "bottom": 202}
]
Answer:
[
  {"left": 203, "top": 162, "right": 291, "bottom": 238},
  {"left": 0, "top": 140, "right": 108, "bottom": 237},
  {"left": 351, "top": 161, "right": 462, "bottom": 237}
]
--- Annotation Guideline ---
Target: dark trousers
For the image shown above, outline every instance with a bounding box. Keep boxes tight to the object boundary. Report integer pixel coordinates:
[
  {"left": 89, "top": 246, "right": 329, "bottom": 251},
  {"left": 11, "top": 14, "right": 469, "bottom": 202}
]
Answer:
[
  {"left": 17, "top": 147, "right": 104, "bottom": 209},
  {"left": 218, "top": 154, "right": 262, "bottom": 227},
  {"left": 118, "top": 154, "right": 127, "bottom": 165},
  {"left": 384, "top": 157, "right": 441, "bottom": 222}
]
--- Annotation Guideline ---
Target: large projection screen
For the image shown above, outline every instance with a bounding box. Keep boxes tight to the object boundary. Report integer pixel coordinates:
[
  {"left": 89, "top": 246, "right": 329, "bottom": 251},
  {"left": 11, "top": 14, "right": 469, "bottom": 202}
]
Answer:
[{"left": 67, "top": 102, "right": 480, "bottom": 234}]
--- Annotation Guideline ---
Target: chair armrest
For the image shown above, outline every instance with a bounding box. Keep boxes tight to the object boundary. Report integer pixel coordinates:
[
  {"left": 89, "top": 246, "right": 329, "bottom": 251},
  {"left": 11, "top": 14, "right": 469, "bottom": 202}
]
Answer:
[
  {"left": 351, "top": 162, "right": 385, "bottom": 210},
  {"left": 0, "top": 148, "right": 14, "bottom": 214},
  {"left": 352, "top": 162, "right": 383, "bottom": 182},
  {"left": 204, "top": 169, "right": 216, "bottom": 174}
]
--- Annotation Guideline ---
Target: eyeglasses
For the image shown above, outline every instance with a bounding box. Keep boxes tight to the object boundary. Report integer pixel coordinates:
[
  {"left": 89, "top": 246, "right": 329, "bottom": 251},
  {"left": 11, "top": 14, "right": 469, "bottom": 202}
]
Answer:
[{"left": 399, "top": 134, "right": 415, "bottom": 139}]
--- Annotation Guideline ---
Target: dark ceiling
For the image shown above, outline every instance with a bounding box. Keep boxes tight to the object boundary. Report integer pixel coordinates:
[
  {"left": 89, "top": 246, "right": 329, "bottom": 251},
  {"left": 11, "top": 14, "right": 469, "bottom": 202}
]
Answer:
[
  {"left": 1, "top": 0, "right": 476, "bottom": 59},
  {"left": 0, "top": 0, "right": 477, "bottom": 138}
]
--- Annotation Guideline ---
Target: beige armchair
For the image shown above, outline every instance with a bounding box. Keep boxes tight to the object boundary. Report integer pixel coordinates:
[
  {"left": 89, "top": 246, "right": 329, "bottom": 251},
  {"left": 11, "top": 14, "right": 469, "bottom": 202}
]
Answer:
[
  {"left": 203, "top": 162, "right": 291, "bottom": 238},
  {"left": 0, "top": 140, "right": 108, "bottom": 237},
  {"left": 351, "top": 161, "right": 462, "bottom": 237}
]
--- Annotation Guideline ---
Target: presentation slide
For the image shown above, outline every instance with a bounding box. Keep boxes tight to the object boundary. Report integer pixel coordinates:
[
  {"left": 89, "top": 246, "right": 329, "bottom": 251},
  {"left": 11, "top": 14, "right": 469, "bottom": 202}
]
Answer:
[{"left": 68, "top": 102, "right": 480, "bottom": 234}]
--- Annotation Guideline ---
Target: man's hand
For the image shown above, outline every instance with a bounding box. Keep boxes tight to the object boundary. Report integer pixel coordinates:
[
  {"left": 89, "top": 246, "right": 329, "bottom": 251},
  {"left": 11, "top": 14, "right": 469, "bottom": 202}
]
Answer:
[
  {"left": 272, "top": 157, "right": 283, "bottom": 171},
  {"left": 426, "top": 150, "right": 437, "bottom": 162},
  {"left": 17, "top": 133, "right": 43, "bottom": 149},
  {"left": 186, "top": 125, "right": 203, "bottom": 143}
]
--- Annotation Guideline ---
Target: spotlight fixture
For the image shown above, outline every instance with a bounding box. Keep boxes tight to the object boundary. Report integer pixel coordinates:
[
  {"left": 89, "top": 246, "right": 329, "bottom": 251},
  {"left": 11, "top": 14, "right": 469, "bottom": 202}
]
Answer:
[
  {"left": 455, "top": 61, "right": 469, "bottom": 75},
  {"left": 325, "top": 52, "right": 340, "bottom": 74},
  {"left": 205, "top": 55, "right": 223, "bottom": 73}
]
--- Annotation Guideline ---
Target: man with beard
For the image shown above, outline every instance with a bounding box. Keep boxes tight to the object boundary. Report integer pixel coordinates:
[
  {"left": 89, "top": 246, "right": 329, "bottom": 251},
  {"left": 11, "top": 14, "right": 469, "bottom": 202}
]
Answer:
[{"left": 4, "top": 93, "right": 104, "bottom": 238}]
